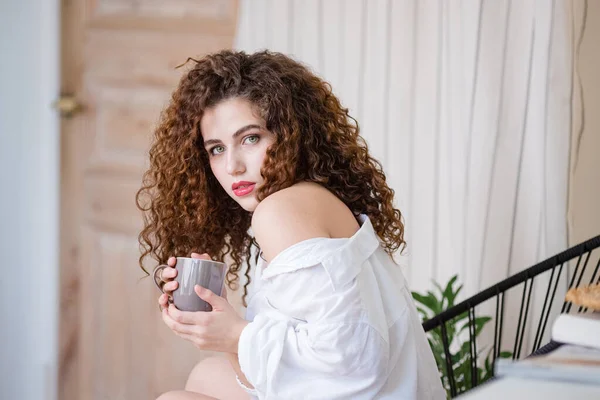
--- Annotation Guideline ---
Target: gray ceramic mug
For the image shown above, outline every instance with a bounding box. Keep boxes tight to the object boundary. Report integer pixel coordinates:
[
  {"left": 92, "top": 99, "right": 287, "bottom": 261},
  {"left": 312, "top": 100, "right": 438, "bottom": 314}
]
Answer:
[{"left": 153, "top": 257, "right": 226, "bottom": 312}]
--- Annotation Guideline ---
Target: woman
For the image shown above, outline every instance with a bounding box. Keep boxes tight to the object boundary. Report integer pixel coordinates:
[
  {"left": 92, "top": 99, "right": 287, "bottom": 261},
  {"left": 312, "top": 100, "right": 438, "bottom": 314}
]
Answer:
[{"left": 136, "top": 50, "right": 444, "bottom": 400}]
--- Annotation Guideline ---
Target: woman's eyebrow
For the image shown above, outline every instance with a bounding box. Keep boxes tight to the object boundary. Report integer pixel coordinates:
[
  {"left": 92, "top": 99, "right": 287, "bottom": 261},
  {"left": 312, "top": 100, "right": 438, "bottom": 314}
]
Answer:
[{"left": 203, "top": 124, "right": 263, "bottom": 147}]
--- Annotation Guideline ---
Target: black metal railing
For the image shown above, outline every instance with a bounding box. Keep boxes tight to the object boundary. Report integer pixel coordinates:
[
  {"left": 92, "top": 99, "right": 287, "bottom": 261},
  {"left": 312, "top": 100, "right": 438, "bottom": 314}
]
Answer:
[{"left": 422, "top": 234, "right": 600, "bottom": 398}]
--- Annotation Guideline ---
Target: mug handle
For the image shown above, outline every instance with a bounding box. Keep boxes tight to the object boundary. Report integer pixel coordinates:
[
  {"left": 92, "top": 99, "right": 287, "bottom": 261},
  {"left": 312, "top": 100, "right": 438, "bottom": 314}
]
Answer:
[{"left": 152, "top": 264, "right": 169, "bottom": 293}]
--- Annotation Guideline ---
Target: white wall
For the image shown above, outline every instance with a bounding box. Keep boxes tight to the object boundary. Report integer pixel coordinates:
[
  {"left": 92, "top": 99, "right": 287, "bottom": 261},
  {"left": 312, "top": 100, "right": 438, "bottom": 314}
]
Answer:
[{"left": 0, "top": 1, "right": 60, "bottom": 399}]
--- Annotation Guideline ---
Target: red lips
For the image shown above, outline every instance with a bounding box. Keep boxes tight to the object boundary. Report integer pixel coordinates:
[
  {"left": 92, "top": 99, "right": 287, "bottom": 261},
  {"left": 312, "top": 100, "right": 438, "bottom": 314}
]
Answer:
[{"left": 232, "top": 181, "right": 255, "bottom": 190}]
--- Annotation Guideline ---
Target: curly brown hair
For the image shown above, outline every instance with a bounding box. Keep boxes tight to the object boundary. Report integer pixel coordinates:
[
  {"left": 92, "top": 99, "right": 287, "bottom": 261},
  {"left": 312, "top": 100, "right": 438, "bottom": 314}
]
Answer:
[{"left": 136, "top": 50, "right": 406, "bottom": 306}]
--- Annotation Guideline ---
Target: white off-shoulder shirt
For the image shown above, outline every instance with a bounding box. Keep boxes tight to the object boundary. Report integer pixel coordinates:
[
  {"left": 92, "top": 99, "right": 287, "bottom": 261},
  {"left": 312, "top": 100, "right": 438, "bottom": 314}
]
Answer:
[{"left": 236, "top": 214, "right": 445, "bottom": 400}]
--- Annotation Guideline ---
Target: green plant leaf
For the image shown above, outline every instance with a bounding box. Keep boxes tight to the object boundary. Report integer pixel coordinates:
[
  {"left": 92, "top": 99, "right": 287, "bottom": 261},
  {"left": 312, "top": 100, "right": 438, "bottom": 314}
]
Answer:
[
  {"left": 432, "top": 279, "right": 445, "bottom": 295},
  {"left": 431, "top": 280, "right": 446, "bottom": 308},
  {"left": 443, "top": 275, "right": 460, "bottom": 306},
  {"left": 446, "top": 283, "right": 463, "bottom": 307},
  {"left": 427, "top": 290, "right": 444, "bottom": 314},
  {"left": 457, "top": 316, "right": 491, "bottom": 337},
  {"left": 412, "top": 291, "right": 441, "bottom": 314}
]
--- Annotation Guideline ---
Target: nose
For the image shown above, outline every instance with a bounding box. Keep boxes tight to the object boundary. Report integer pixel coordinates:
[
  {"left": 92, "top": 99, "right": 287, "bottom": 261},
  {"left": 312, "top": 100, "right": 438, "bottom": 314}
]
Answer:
[{"left": 226, "top": 149, "right": 246, "bottom": 176}]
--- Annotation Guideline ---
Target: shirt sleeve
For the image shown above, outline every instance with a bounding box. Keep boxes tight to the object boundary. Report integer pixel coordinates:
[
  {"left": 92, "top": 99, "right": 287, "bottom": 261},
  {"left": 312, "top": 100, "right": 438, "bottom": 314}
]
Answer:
[{"left": 237, "top": 262, "right": 390, "bottom": 399}]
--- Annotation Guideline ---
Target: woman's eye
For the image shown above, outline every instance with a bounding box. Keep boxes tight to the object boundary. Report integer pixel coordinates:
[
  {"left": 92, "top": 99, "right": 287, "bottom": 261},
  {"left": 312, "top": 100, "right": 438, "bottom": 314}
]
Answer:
[
  {"left": 210, "top": 145, "right": 225, "bottom": 155},
  {"left": 244, "top": 135, "right": 259, "bottom": 144}
]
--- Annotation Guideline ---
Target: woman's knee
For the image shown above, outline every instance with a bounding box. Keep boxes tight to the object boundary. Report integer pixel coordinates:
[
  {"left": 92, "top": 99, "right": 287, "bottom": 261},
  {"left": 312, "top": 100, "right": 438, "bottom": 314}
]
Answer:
[
  {"left": 185, "top": 356, "right": 234, "bottom": 392},
  {"left": 156, "top": 390, "right": 216, "bottom": 400}
]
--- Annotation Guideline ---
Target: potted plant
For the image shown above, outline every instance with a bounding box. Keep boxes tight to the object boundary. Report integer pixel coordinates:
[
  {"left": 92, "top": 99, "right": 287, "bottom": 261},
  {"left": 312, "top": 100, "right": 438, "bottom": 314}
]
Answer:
[{"left": 412, "top": 275, "right": 512, "bottom": 397}]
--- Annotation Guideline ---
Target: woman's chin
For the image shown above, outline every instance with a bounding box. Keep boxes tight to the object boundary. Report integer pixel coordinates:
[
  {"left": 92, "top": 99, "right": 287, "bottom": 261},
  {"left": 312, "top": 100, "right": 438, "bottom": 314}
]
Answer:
[{"left": 235, "top": 197, "right": 259, "bottom": 213}]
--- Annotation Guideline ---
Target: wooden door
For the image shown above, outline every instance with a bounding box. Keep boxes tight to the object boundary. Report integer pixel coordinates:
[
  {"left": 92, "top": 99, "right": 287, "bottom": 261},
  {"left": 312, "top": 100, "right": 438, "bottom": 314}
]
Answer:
[{"left": 58, "top": 1, "right": 238, "bottom": 399}]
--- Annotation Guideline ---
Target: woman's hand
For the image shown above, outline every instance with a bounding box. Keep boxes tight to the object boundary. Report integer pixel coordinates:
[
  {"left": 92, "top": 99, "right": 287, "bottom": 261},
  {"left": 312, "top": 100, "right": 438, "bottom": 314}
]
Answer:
[
  {"left": 158, "top": 252, "right": 248, "bottom": 353},
  {"left": 157, "top": 255, "right": 178, "bottom": 311},
  {"left": 161, "top": 284, "right": 248, "bottom": 354}
]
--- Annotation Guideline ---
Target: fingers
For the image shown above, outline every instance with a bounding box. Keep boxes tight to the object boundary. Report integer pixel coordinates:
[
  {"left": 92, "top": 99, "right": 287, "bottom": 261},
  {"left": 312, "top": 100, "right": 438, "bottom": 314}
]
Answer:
[
  {"left": 163, "top": 280, "right": 179, "bottom": 292},
  {"left": 194, "top": 285, "right": 226, "bottom": 311},
  {"left": 160, "top": 264, "right": 177, "bottom": 282},
  {"left": 191, "top": 252, "right": 211, "bottom": 260},
  {"left": 158, "top": 293, "right": 170, "bottom": 311},
  {"left": 162, "top": 306, "right": 207, "bottom": 345},
  {"left": 167, "top": 303, "right": 203, "bottom": 325},
  {"left": 162, "top": 307, "right": 195, "bottom": 335}
]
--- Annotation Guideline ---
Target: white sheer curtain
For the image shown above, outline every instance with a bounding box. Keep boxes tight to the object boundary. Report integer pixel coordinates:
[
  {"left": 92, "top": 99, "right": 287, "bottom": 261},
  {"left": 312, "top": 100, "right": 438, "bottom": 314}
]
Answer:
[{"left": 234, "top": 0, "right": 571, "bottom": 300}]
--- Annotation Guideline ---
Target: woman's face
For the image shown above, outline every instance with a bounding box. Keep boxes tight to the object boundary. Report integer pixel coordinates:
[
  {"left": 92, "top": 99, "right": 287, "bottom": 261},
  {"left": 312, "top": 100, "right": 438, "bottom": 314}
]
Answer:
[{"left": 201, "top": 97, "right": 276, "bottom": 212}]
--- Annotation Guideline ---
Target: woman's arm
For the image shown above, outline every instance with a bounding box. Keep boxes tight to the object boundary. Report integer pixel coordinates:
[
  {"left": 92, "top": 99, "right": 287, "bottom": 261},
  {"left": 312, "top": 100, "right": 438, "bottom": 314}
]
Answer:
[{"left": 237, "top": 291, "right": 389, "bottom": 399}]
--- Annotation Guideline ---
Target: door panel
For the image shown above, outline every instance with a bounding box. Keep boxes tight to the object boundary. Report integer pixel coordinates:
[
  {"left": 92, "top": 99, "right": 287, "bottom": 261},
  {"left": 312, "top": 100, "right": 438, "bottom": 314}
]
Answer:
[{"left": 59, "top": 1, "right": 238, "bottom": 398}]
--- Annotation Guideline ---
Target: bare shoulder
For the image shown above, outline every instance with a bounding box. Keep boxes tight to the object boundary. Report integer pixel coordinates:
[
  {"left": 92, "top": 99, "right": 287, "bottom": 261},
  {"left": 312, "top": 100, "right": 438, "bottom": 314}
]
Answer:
[{"left": 251, "top": 182, "right": 358, "bottom": 262}]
